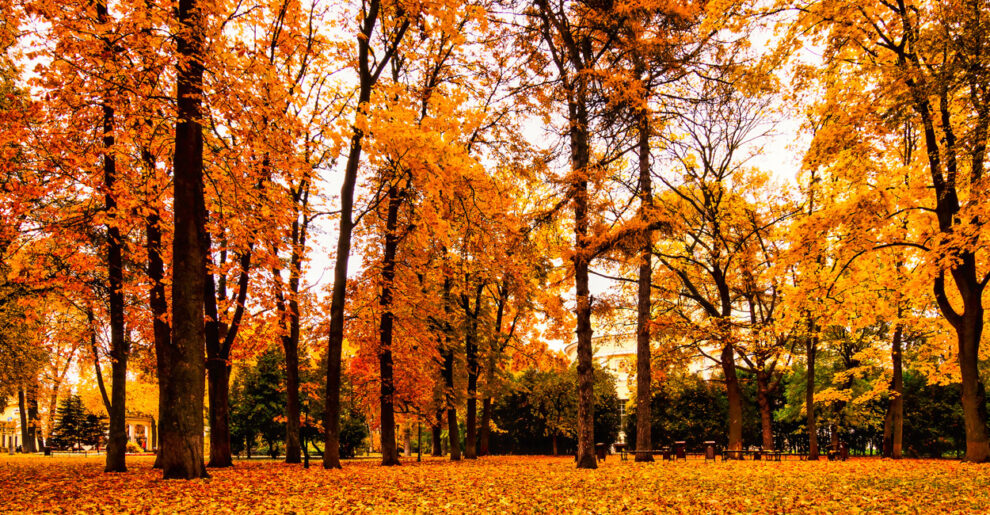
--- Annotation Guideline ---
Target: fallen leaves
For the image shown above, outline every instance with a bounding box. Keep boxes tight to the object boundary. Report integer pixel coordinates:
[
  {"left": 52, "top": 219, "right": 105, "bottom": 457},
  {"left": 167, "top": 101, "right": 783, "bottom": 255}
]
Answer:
[{"left": 1, "top": 455, "right": 988, "bottom": 513}]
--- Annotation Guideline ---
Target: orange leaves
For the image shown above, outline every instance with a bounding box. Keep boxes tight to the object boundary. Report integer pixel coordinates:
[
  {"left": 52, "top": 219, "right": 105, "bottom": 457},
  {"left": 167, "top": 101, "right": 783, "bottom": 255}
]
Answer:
[{"left": 3, "top": 455, "right": 990, "bottom": 512}]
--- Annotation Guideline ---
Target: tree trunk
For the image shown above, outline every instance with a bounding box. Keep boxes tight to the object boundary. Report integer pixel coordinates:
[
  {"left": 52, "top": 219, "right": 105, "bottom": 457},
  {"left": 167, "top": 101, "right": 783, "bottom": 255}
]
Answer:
[
  {"left": 552, "top": 433, "right": 558, "bottom": 456},
  {"left": 480, "top": 397, "right": 492, "bottom": 456},
  {"left": 883, "top": 324, "right": 904, "bottom": 458},
  {"left": 464, "top": 283, "right": 483, "bottom": 460},
  {"left": 956, "top": 310, "right": 989, "bottom": 462},
  {"left": 443, "top": 345, "right": 461, "bottom": 461},
  {"left": 97, "top": 0, "right": 128, "bottom": 472},
  {"left": 323, "top": 0, "right": 408, "bottom": 469},
  {"left": 378, "top": 184, "right": 402, "bottom": 467},
  {"left": 722, "top": 342, "right": 743, "bottom": 454},
  {"left": 163, "top": 0, "right": 209, "bottom": 479},
  {"left": 17, "top": 388, "right": 34, "bottom": 453},
  {"left": 431, "top": 411, "right": 443, "bottom": 457},
  {"left": 281, "top": 203, "right": 308, "bottom": 464},
  {"left": 756, "top": 372, "right": 774, "bottom": 451},
  {"left": 206, "top": 355, "right": 232, "bottom": 468},
  {"left": 284, "top": 326, "right": 301, "bottom": 464},
  {"left": 147, "top": 208, "right": 169, "bottom": 469},
  {"left": 403, "top": 426, "right": 412, "bottom": 458},
  {"left": 634, "top": 95, "right": 653, "bottom": 462},
  {"left": 569, "top": 70, "right": 597, "bottom": 471},
  {"left": 806, "top": 330, "right": 819, "bottom": 460}
]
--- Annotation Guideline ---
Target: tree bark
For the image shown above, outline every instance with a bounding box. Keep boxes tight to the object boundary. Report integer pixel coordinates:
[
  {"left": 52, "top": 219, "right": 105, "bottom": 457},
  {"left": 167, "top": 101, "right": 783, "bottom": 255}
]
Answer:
[
  {"left": 442, "top": 342, "right": 460, "bottom": 461},
  {"left": 806, "top": 329, "right": 819, "bottom": 460},
  {"left": 431, "top": 410, "right": 443, "bottom": 457},
  {"left": 163, "top": 0, "right": 209, "bottom": 479},
  {"left": 634, "top": 92, "right": 653, "bottom": 461},
  {"left": 883, "top": 324, "right": 904, "bottom": 458},
  {"left": 377, "top": 184, "right": 403, "bottom": 467},
  {"left": 17, "top": 387, "right": 34, "bottom": 453},
  {"left": 96, "top": 0, "right": 128, "bottom": 473},
  {"left": 569, "top": 64, "right": 597, "bottom": 471},
  {"left": 324, "top": 0, "right": 409, "bottom": 469},
  {"left": 283, "top": 314, "right": 301, "bottom": 463},
  {"left": 146, "top": 207, "right": 170, "bottom": 469},
  {"left": 480, "top": 397, "right": 492, "bottom": 456},
  {"left": 722, "top": 342, "right": 744, "bottom": 454},
  {"left": 756, "top": 372, "right": 774, "bottom": 451},
  {"left": 281, "top": 213, "right": 306, "bottom": 464},
  {"left": 463, "top": 283, "right": 483, "bottom": 460}
]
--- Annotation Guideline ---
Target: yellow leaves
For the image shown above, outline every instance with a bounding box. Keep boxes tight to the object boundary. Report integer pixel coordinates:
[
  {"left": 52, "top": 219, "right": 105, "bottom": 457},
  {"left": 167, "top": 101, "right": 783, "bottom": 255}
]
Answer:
[{"left": 4, "top": 455, "right": 990, "bottom": 513}]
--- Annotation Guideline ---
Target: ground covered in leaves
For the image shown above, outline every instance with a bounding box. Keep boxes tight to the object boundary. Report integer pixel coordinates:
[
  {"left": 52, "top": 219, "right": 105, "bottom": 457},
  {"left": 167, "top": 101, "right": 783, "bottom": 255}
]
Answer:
[{"left": 2, "top": 454, "right": 989, "bottom": 513}]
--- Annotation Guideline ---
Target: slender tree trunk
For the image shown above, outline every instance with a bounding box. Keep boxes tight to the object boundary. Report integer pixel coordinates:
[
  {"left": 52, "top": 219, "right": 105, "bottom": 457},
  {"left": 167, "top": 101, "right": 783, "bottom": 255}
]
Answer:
[
  {"left": 443, "top": 348, "right": 460, "bottom": 461},
  {"left": 96, "top": 0, "right": 127, "bottom": 472},
  {"left": 323, "top": 0, "right": 410, "bottom": 469},
  {"left": 163, "top": 0, "right": 209, "bottom": 479},
  {"left": 569, "top": 73, "right": 597, "bottom": 470},
  {"left": 284, "top": 326, "right": 301, "bottom": 463},
  {"left": 283, "top": 231, "right": 304, "bottom": 463},
  {"left": 480, "top": 398, "right": 492, "bottom": 456},
  {"left": 431, "top": 411, "right": 443, "bottom": 457},
  {"left": 634, "top": 93, "right": 653, "bottom": 461},
  {"left": 806, "top": 330, "right": 819, "bottom": 460},
  {"left": 883, "top": 324, "right": 904, "bottom": 458},
  {"left": 464, "top": 283, "right": 483, "bottom": 460},
  {"left": 403, "top": 426, "right": 412, "bottom": 458},
  {"left": 756, "top": 372, "right": 774, "bottom": 451},
  {"left": 147, "top": 207, "right": 170, "bottom": 469},
  {"left": 279, "top": 189, "right": 309, "bottom": 464},
  {"left": 378, "top": 184, "right": 402, "bottom": 467}
]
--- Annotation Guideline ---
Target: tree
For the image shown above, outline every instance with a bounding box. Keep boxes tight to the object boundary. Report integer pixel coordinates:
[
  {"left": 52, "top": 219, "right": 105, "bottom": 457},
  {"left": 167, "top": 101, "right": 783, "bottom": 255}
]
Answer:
[
  {"left": 792, "top": 0, "right": 990, "bottom": 462},
  {"left": 323, "top": 0, "right": 411, "bottom": 470},
  {"left": 50, "top": 394, "right": 107, "bottom": 451},
  {"left": 163, "top": 0, "right": 209, "bottom": 479}
]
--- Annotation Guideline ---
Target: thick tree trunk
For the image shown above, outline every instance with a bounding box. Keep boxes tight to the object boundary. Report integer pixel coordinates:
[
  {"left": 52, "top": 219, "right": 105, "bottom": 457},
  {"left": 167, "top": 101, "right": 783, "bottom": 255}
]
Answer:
[
  {"left": 378, "top": 185, "right": 402, "bottom": 467},
  {"left": 552, "top": 434, "right": 558, "bottom": 456},
  {"left": 756, "top": 372, "right": 774, "bottom": 451},
  {"left": 206, "top": 356, "right": 232, "bottom": 468},
  {"left": 957, "top": 311, "right": 989, "bottom": 462},
  {"left": 722, "top": 342, "right": 744, "bottom": 454},
  {"left": 431, "top": 411, "right": 443, "bottom": 457},
  {"left": 806, "top": 331, "right": 819, "bottom": 460},
  {"left": 634, "top": 99, "right": 653, "bottom": 462},
  {"left": 163, "top": 0, "right": 209, "bottom": 479},
  {"left": 17, "top": 388, "right": 33, "bottom": 453},
  {"left": 883, "top": 324, "right": 904, "bottom": 458}
]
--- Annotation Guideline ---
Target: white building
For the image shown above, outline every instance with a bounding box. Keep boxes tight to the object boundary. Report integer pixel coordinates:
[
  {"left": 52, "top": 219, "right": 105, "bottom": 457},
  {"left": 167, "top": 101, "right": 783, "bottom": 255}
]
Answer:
[{"left": 564, "top": 333, "right": 637, "bottom": 443}]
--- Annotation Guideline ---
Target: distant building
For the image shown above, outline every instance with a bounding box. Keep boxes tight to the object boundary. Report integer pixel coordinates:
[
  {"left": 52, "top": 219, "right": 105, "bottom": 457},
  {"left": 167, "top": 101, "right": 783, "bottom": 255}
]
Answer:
[
  {"left": 564, "top": 333, "right": 637, "bottom": 443},
  {"left": 1, "top": 401, "right": 22, "bottom": 451},
  {"left": 1, "top": 399, "right": 156, "bottom": 452}
]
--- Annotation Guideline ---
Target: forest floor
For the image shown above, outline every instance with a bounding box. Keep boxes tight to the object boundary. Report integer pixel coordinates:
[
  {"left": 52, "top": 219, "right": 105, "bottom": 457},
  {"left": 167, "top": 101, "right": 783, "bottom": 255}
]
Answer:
[{"left": 1, "top": 454, "right": 988, "bottom": 513}]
